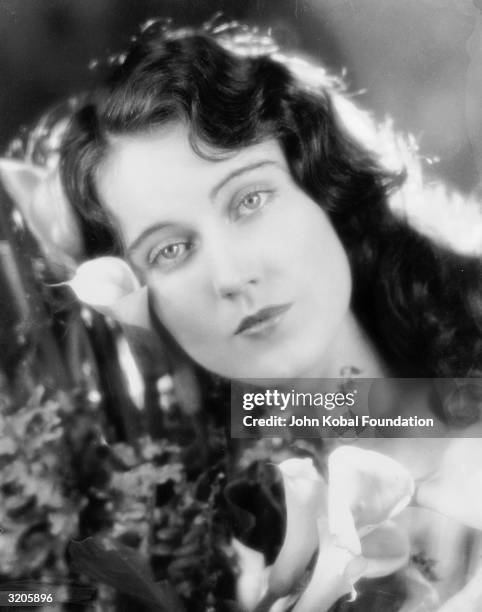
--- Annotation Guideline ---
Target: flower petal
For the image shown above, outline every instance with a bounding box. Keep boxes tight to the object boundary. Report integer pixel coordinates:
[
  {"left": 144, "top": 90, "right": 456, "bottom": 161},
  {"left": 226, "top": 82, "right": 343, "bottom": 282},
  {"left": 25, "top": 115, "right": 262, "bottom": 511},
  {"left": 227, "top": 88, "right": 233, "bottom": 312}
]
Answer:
[
  {"left": 292, "top": 518, "right": 358, "bottom": 612},
  {"left": 266, "top": 458, "right": 326, "bottom": 599},
  {"left": 68, "top": 257, "right": 141, "bottom": 308},
  {"left": 329, "top": 445, "right": 415, "bottom": 534},
  {"left": 232, "top": 538, "right": 269, "bottom": 612},
  {"left": 291, "top": 521, "right": 409, "bottom": 612},
  {"left": 327, "top": 467, "right": 361, "bottom": 556},
  {"left": 398, "top": 566, "right": 439, "bottom": 612},
  {"left": 102, "top": 287, "right": 150, "bottom": 330},
  {"left": 396, "top": 506, "right": 474, "bottom": 603},
  {"left": 0, "top": 159, "right": 83, "bottom": 272},
  {"left": 360, "top": 521, "right": 410, "bottom": 579},
  {"left": 30, "top": 169, "right": 83, "bottom": 261}
]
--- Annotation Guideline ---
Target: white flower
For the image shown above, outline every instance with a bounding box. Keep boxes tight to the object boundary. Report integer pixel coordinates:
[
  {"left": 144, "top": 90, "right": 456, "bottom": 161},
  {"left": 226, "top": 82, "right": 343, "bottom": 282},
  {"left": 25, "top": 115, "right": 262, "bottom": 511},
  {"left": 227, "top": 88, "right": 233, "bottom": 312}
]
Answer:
[
  {"left": 328, "top": 445, "right": 415, "bottom": 547},
  {"left": 292, "top": 448, "right": 413, "bottom": 612},
  {"left": 291, "top": 518, "right": 358, "bottom": 612},
  {"left": 398, "top": 566, "right": 440, "bottom": 612},
  {"left": 255, "top": 449, "right": 414, "bottom": 612},
  {"left": 291, "top": 519, "right": 410, "bottom": 612},
  {"left": 0, "top": 158, "right": 83, "bottom": 272},
  {"left": 67, "top": 256, "right": 150, "bottom": 329},
  {"left": 267, "top": 458, "right": 327, "bottom": 599},
  {"left": 68, "top": 257, "right": 140, "bottom": 307},
  {"left": 232, "top": 538, "right": 270, "bottom": 612}
]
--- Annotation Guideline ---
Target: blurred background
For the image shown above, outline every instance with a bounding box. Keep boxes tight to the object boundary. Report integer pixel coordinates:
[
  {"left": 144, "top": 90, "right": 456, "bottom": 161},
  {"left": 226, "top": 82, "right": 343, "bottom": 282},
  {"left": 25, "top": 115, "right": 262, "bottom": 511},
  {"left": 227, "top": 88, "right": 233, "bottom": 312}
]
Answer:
[
  {"left": 0, "top": 0, "right": 481, "bottom": 193},
  {"left": 0, "top": 2, "right": 480, "bottom": 607}
]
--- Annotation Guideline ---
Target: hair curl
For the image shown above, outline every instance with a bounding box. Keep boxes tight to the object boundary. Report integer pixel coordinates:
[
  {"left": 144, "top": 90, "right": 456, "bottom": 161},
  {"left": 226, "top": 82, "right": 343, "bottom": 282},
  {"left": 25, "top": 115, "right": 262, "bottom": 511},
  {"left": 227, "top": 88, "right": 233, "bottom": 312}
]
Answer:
[{"left": 61, "top": 21, "right": 482, "bottom": 378}]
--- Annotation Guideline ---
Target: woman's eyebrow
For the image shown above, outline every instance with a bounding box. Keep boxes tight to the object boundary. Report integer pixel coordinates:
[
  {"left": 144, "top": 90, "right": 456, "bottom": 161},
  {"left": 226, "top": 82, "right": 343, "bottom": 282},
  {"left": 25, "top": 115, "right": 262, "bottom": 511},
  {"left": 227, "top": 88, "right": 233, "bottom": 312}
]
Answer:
[
  {"left": 128, "top": 222, "right": 173, "bottom": 252},
  {"left": 210, "top": 160, "right": 280, "bottom": 199},
  {"left": 128, "top": 160, "right": 280, "bottom": 251}
]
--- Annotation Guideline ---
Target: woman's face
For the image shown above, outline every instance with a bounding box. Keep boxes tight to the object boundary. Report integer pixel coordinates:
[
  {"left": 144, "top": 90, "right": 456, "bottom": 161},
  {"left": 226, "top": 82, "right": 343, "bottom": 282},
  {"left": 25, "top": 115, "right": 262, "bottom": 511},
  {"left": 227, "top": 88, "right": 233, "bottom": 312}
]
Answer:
[{"left": 96, "top": 124, "right": 352, "bottom": 379}]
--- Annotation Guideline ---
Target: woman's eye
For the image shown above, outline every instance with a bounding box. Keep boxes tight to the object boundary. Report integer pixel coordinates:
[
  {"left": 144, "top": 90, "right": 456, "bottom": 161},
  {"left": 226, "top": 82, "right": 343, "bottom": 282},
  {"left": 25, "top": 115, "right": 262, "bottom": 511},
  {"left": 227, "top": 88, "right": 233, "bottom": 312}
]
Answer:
[
  {"left": 148, "top": 241, "right": 191, "bottom": 268},
  {"left": 234, "top": 190, "right": 271, "bottom": 219}
]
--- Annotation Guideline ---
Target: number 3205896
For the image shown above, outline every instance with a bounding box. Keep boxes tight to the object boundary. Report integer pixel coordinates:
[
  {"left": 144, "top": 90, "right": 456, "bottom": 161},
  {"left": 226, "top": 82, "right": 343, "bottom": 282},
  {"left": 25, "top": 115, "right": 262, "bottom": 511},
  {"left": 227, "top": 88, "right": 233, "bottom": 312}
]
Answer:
[{"left": 7, "top": 592, "right": 54, "bottom": 603}]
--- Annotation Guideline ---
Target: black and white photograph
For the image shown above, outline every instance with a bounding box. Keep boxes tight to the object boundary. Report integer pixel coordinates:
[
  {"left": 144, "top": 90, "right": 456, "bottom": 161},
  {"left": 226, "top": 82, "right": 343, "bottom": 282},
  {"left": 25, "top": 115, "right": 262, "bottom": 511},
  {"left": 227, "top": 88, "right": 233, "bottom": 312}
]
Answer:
[{"left": 0, "top": 1, "right": 481, "bottom": 610}]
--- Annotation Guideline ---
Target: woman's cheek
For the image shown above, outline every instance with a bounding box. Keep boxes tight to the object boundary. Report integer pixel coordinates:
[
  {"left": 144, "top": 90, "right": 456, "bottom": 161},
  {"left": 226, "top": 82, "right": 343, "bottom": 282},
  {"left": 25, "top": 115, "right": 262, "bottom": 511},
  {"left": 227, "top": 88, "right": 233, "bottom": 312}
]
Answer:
[{"left": 147, "top": 270, "right": 213, "bottom": 343}]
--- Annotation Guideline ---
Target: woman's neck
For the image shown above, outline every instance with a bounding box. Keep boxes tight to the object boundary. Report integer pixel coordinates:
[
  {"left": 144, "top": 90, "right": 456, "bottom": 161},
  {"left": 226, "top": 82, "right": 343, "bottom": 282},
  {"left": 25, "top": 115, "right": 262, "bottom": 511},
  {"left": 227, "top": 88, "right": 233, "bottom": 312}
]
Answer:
[{"left": 308, "top": 309, "right": 390, "bottom": 379}]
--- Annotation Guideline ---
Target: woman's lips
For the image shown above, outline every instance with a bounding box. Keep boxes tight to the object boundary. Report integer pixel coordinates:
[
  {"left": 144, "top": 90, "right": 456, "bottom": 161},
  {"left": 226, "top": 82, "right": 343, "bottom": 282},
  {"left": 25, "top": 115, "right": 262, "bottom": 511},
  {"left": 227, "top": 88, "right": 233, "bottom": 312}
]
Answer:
[{"left": 234, "top": 303, "right": 293, "bottom": 336}]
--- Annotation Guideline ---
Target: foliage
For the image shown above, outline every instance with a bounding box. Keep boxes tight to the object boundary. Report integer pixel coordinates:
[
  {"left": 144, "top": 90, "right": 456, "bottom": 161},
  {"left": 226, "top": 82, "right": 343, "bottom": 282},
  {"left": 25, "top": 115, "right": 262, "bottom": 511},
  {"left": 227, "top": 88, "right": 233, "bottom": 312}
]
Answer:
[
  {"left": 0, "top": 379, "right": 239, "bottom": 610},
  {"left": 0, "top": 386, "right": 79, "bottom": 599}
]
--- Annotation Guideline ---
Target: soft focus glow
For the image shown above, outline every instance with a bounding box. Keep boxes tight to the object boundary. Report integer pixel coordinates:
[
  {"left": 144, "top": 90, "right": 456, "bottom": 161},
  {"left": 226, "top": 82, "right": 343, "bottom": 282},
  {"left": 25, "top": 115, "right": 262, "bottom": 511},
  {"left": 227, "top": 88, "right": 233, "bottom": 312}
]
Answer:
[
  {"left": 116, "top": 334, "right": 145, "bottom": 411},
  {"left": 416, "top": 436, "right": 482, "bottom": 530}
]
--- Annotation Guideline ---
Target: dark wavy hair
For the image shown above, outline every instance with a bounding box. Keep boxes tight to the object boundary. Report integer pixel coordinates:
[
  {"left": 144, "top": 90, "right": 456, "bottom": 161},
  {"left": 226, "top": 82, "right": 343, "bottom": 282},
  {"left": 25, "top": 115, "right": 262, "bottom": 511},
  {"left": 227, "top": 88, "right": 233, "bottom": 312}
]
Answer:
[{"left": 60, "top": 21, "right": 482, "bottom": 379}]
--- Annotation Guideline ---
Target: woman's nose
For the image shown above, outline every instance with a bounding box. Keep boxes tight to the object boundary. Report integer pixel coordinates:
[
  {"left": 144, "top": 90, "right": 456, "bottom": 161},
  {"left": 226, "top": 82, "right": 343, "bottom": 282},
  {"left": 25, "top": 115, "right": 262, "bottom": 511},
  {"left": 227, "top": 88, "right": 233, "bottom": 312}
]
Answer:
[
  {"left": 206, "top": 234, "right": 260, "bottom": 300},
  {"left": 216, "top": 273, "right": 258, "bottom": 300}
]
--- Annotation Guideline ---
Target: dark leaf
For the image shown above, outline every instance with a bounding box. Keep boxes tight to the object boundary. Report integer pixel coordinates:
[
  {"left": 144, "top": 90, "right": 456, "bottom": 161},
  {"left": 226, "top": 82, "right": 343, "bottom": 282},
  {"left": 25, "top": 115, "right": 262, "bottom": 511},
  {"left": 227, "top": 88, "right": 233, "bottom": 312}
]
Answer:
[
  {"left": 68, "top": 536, "right": 184, "bottom": 612},
  {"left": 224, "top": 473, "right": 283, "bottom": 563},
  {"left": 219, "top": 601, "right": 244, "bottom": 612}
]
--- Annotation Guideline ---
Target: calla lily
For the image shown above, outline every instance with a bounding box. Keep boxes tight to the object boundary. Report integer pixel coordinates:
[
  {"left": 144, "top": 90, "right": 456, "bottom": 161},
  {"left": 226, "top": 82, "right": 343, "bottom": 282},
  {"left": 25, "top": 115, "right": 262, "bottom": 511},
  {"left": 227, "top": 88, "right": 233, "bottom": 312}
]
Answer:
[
  {"left": 396, "top": 506, "right": 471, "bottom": 607},
  {"left": 291, "top": 449, "right": 413, "bottom": 612},
  {"left": 68, "top": 257, "right": 141, "bottom": 306},
  {"left": 0, "top": 158, "right": 83, "bottom": 272},
  {"left": 328, "top": 445, "right": 415, "bottom": 542},
  {"left": 30, "top": 168, "right": 83, "bottom": 262},
  {"left": 415, "top": 436, "right": 482, "bottom": 531},
  {"left": 266, "top": 458, "right": 326, "bottom": 599},
  {"left": 291, "top": 519, "right": 410, "bottom": 612},
  {"left": 291, "top": 518, "right": 361, "bottom": 612},
  {"left": 232, "top": 538, "right": 270, "bottom": 612},
  {"left": 255, "top": 448, "right": 414, "bottom": 612},
  {"left": 67, "top": 257, "right": 150, "bottom": 330},
  {"left": 0, "top": 158, "right": 150, "bottom": 330},
  {"left": 358, "top": 520, "right": 410, "bottom": 579},
  {"left": 398, "top": 566, "right": 439, "bottom": 612}
]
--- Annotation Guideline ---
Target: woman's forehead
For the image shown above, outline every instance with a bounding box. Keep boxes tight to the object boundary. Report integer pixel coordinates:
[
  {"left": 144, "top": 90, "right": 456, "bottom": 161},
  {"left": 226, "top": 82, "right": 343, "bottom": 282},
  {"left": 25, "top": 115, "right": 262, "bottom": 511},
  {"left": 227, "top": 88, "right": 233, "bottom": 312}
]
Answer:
[
  {"left": 95, "top": 124, "right": 288, "bottom": 245},
  {"left": 98, "top": 123, "right": 286, "bottom": 179}
]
